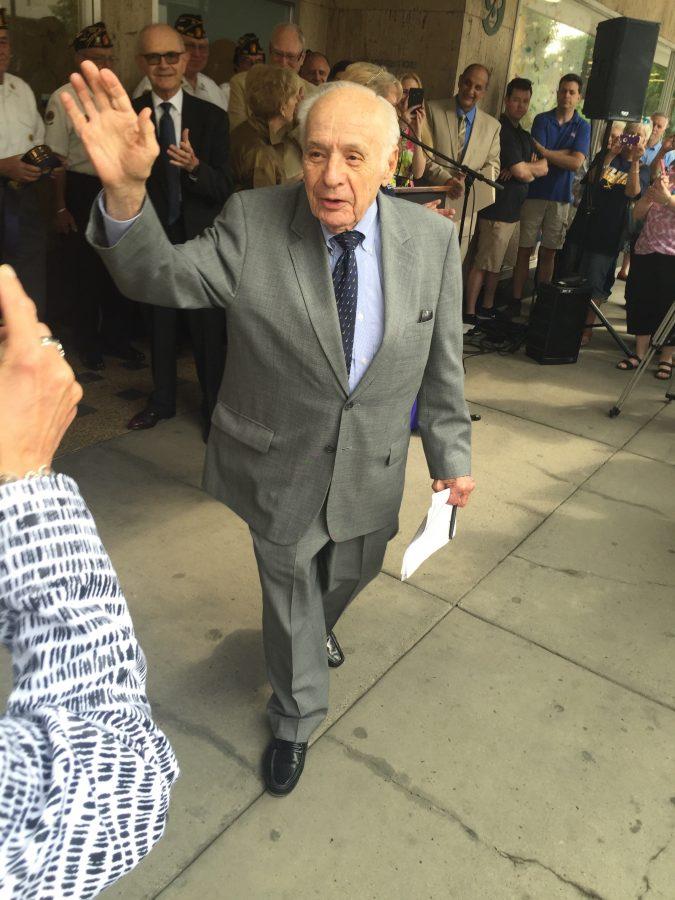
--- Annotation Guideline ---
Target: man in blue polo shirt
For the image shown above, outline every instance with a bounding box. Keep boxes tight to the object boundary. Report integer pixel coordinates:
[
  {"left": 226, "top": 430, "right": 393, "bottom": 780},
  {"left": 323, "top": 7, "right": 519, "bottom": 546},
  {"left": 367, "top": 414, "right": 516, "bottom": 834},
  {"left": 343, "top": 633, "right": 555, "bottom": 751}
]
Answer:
[{"left": 512, "top": 73, "right": 590, "bottom": 304}]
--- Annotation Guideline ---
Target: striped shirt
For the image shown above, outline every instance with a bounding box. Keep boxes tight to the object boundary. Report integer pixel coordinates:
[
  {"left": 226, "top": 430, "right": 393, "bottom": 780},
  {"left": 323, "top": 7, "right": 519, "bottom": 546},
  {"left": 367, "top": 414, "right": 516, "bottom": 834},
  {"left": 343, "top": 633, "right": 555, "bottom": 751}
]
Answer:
[{"left": 0, "top": 474, "right": 179, "bottom": 899}]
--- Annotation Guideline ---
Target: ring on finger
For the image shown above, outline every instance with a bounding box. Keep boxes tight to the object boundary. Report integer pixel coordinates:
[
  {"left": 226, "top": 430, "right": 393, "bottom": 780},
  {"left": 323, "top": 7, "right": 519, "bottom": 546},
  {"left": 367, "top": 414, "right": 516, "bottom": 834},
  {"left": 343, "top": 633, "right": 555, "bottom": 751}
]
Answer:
[{"left": 40, "top": 335, "right": 66, "bottom": 357}]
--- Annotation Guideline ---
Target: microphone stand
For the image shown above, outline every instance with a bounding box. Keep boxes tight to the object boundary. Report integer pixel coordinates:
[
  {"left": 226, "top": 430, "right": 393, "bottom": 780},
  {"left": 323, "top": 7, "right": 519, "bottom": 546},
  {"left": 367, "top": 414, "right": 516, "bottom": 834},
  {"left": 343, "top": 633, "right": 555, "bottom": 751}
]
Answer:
[{"left": 401, "top": 128, "right": 503, "bottom": 244}]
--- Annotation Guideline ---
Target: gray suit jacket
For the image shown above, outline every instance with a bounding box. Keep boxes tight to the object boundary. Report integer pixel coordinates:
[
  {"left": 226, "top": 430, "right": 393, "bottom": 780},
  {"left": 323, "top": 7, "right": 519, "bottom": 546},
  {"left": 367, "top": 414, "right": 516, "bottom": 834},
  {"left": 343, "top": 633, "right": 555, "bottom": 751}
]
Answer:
[{"left": 88, "top": 183, "right": 471, "bottom": 545}]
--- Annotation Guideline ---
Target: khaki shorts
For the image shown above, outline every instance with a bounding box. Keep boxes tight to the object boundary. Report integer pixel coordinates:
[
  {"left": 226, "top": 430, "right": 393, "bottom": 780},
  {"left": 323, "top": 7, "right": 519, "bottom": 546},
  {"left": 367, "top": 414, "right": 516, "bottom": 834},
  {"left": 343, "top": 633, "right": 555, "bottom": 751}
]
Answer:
[
  {"left": 473, "top": 218, "right": 518, "bottom": 273},
  {"left": 519, "top": 198, "right": 570, "bottom": 250}
]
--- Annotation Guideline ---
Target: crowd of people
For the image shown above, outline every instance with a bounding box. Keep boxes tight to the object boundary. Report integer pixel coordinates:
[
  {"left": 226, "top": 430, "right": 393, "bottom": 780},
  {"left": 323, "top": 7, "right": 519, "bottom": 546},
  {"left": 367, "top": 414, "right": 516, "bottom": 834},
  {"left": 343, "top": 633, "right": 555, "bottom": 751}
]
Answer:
[
  {"left": 0, "top": 9, "right": 674, "bottom": 898},
  {"left": 2, "top": 12, "right": 673, "bottom": 397}
]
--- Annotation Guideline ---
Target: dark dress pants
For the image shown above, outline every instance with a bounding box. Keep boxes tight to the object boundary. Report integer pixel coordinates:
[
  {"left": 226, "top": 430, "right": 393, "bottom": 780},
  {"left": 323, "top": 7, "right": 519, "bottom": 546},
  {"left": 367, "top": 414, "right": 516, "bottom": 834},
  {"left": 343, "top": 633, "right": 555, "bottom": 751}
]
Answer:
[
  {"left": 0, "top": 179, "right": 47, "bottom": 317},
  {"left": 66, "top": 171, "right": 134, "bottom": 353},
  {"left": 145, "top": 216, "right": 227, "bottom": 427},
  {"left": 146, "top": 303, "right": 227, "bottom": 426}
]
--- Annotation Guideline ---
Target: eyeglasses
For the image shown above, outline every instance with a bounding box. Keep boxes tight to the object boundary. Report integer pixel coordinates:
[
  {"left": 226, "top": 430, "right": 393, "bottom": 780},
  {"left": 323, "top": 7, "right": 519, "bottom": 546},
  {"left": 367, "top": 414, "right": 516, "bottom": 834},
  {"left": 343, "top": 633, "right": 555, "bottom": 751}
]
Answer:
[
  {"left": 270, "top": 46, "right": 303, "bottom": 63},
  {"left": 142, "top": 51, "right": 183, "bottom": 65}
]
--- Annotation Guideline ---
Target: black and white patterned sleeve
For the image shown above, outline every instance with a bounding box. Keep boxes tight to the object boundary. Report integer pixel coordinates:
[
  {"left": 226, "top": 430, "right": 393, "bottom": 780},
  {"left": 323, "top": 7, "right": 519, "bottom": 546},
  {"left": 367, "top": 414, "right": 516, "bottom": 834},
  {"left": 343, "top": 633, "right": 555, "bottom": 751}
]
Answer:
[{"left": 0, "top": 474, "right": 179, "bottom": 899}]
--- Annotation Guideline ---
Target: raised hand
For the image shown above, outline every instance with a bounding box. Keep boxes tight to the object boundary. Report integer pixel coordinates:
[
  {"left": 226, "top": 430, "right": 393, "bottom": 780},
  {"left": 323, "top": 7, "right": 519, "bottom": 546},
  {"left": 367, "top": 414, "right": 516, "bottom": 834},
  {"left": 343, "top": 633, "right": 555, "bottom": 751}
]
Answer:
[
  {"left": 60, "top": 60, "right": 159, "bottom": 219},
  {"left": 646, "top": 175, "right": 672, "bottom": 206},
  {"left": 0, "top": 265, "right": 82, "bottom": 477}
]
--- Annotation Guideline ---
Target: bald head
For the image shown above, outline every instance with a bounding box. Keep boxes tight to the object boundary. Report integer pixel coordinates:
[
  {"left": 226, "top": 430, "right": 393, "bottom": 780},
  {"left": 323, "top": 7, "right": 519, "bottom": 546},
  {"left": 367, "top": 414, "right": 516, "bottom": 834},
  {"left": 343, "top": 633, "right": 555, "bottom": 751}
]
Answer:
[
  {"left": 137, "top": 23, "right": 184, "bottom": 54},
  {"left": 457, "top": 63, "right": 489, "bottom": 113},
  {"left": 462, "top": 63, "right": 490, "bottom": 82},
  {"left": 137, "top": 24, "right": 187, "bottom": 99},
  {"left": 299, "top": 83, "right": 400, "bottom": 233},
  {"left": 269, "top": 22, "right": 305, "bottom": 71}
]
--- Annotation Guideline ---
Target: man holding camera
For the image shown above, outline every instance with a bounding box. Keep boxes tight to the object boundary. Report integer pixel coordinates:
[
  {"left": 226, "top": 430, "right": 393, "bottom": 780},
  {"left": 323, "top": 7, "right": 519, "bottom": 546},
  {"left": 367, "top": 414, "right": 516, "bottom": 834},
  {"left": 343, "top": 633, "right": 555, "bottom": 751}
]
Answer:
[{"left": 0, "top": 9, "right": 47, "bottom": 315}]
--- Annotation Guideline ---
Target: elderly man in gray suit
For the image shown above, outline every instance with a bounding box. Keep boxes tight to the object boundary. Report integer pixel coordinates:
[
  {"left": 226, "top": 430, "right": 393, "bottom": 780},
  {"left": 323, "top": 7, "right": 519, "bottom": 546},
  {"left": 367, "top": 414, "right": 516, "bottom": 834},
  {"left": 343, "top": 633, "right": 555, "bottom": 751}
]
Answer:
[{"left": 62, "top": 62, "right": 475, "bottom": 796}]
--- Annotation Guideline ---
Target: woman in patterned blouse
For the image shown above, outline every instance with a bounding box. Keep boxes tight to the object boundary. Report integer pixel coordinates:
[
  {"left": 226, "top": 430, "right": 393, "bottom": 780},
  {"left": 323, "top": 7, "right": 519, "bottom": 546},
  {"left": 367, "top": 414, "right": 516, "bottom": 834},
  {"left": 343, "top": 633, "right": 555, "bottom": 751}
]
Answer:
[
  {"left": 0, "top": 264, "right": 179, "bottom": 898},
  {"left": 619, "top": 162, "right": 675, "bottom": 380}
]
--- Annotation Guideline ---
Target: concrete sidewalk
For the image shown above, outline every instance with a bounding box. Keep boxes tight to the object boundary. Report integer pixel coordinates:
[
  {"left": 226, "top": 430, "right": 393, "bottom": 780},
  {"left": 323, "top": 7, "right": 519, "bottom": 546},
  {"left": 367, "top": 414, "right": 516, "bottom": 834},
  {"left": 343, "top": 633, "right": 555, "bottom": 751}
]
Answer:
[{"left": 5, "top": 294, "right": 674, "bottom": 899}]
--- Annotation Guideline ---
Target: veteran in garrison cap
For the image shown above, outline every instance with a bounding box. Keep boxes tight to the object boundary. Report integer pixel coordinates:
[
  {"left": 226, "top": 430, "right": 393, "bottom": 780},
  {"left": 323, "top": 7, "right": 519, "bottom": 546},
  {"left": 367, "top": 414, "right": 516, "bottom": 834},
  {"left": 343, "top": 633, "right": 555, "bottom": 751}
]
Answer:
[
  {"left": 133, "top": 14, "right": 226, "bottom": 111},
  {"left": 45, "top": 21, "right": 142, "bottom": 370},
  {"left": 220, "top": 32, "right": 265, "bottom": 111},
  {"left": 0, "top": 7, "right": 50, "bottom": 314}
]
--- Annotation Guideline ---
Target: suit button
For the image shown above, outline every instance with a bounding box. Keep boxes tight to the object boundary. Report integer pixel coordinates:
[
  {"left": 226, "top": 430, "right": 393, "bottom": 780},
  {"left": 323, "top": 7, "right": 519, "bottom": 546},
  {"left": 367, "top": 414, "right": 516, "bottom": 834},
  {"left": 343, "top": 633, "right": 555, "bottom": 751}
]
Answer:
[
  {"left": 344, "top": 401, "right": 354, "bottom": 410},
  {"left": 324, "top": 444, "right": 336, "bottom": 453}
]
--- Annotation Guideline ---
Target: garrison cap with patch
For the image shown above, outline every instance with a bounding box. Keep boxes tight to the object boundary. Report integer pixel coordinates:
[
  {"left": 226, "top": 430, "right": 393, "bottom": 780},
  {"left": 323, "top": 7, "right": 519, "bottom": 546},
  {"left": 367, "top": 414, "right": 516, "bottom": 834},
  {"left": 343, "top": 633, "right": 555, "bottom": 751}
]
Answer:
[
  {"left": 0, "top": 8, "right": 7, "bottom": 30},
  {"left": 234, "top": 32, "right": 264, "bottom": 63},
  {"left": 72, "top": 21, "right": 113, "bottom": 50},
  {"left": 175, "top": 14, "right": 206, "bottom": 39}
]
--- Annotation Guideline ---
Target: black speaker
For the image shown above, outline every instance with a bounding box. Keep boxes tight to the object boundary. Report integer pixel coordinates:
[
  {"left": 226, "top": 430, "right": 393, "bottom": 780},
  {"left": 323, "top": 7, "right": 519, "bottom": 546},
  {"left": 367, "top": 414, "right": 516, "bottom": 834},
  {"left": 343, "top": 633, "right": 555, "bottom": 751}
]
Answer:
[
  {"left": 583, "top": 17, "right": 659, "bottom": 122},
  {"left": 526, "top": 278, "right": 592, "bottom": 365}
]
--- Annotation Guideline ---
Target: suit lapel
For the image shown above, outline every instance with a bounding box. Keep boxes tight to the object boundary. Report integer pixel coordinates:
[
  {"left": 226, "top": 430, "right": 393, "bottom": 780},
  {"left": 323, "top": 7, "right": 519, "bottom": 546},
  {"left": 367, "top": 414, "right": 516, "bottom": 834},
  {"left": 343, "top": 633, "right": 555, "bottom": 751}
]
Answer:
[
  {"left": 180, "top": 91, "right": 197, "bottom": 145},
  {"left": 444, "top": 101, "right": 459, "bottom": 160},
  {"left": 349, "top": 192, "right": 415, "bottom": 402},
  {"left": 288, "top": 188, "right": 349, "bottom": 395},
  {"left": 464, "top": 109, "right": 484, "bottom": 168}
]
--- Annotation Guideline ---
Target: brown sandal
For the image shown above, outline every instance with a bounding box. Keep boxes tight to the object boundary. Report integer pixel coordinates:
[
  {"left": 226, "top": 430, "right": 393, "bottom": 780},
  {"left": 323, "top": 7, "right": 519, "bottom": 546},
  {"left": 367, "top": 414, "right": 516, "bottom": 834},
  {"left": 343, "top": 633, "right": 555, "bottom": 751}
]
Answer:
[
  {"left": 655, "top": 361, "right": 673, "bottom": 380},
  {"left": 616, "top": 355, "right": 640, "bottom": 370}
]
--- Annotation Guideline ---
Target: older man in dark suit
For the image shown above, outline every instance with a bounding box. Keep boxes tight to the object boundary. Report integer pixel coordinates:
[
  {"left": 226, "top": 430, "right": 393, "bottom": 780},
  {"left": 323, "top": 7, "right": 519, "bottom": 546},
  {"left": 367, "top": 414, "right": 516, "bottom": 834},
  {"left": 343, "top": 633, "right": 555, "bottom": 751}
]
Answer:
[
  {"left": 63, "top": 64, "right": 475, "bottom": 797},
  {"left": 128, "top": 24, "right": 232, "bottom": 437}
]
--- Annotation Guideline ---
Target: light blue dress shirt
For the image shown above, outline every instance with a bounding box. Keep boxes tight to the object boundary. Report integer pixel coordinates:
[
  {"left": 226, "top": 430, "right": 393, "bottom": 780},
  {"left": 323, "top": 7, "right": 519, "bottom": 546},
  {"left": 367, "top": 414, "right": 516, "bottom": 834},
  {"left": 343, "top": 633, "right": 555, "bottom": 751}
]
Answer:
[
  {"left": 320, "top": 199, "right": 384, "bottom": 393},
  {"left": 641, "top": 141, "right": 662, "bottom": 167},
  {"left": 99, "top": 193, "right": 385, "bottom": 394},
  {"left": 455, "top": 98, "right": 476, "bottom": 152}
]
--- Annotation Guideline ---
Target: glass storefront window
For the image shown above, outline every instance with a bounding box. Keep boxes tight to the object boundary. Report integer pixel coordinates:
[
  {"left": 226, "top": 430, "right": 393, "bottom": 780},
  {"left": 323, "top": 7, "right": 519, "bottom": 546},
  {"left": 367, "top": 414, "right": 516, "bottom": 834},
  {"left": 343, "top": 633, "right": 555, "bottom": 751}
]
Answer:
[
  {"left": 644, "top": 61, "right": 668, "bottom": 118},
  {"left": 510, "top": 5, "right": 594, "bottom": 129}
]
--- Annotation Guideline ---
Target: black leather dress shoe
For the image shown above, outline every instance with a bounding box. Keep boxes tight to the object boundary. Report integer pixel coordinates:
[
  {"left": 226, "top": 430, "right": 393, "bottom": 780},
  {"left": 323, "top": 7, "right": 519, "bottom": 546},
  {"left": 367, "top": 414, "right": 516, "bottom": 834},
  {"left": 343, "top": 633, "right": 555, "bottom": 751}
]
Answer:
[
  {"left": 326, "top": 631, "right": 345, "bottom": 668},
  {"left": 263, "top": 738, "right": 307, "bottom": 796},
  {"left": 126, "top": 408, "right": 173, "bottom": 430}
]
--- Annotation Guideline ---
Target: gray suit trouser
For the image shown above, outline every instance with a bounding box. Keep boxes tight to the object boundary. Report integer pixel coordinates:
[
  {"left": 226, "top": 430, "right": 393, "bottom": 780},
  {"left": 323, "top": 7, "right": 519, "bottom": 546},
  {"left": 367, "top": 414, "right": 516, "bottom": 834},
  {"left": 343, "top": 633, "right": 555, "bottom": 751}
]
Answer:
[{"left": 250, "top": 506, "right": 394, "bottom": 742}]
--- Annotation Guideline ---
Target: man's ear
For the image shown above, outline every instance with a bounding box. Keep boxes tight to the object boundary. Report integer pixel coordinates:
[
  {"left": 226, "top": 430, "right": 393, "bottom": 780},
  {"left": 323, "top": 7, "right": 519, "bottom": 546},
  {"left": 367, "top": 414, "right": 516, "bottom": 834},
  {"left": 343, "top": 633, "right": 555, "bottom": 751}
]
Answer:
[{"left": 381, "top": 145, "right": 399, "bottom": 186}]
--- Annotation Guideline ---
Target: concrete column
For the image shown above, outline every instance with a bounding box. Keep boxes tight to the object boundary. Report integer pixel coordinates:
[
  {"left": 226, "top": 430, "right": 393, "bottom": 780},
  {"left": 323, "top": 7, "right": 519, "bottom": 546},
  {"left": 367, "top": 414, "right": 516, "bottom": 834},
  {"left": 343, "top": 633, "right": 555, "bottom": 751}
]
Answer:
[
  {"left": 297, "top": 0, "right": 517, "bottom": 114},
  {"left": 101, "top": 0, "right": 154, "bottom": 91}
]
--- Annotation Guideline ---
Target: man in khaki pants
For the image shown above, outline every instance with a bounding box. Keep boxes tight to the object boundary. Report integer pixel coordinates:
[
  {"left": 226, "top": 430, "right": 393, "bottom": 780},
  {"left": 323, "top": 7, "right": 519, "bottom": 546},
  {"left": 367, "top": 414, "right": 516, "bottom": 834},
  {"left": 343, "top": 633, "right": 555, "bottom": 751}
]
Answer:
[
  {"left": 464, "top": 78, "right": 548, "bottom": 326},
  {"left": 511, "top": 73, "right": 590, "bottom": 306}
]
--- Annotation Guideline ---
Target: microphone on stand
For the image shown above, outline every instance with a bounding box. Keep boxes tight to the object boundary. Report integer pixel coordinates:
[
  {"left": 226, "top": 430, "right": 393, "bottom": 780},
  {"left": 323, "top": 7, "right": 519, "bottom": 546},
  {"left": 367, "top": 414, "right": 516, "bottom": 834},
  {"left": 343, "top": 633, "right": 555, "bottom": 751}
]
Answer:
[{"left": 399, "top": 128, "right": 503, "bottom": 245}]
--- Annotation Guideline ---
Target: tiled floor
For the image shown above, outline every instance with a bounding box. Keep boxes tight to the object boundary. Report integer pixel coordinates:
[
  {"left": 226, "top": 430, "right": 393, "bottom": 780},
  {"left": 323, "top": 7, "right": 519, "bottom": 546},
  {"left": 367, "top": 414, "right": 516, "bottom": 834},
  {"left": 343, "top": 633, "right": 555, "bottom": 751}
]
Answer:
[{"left": 59, "top": 340, "right": 203, "bottom": 456}]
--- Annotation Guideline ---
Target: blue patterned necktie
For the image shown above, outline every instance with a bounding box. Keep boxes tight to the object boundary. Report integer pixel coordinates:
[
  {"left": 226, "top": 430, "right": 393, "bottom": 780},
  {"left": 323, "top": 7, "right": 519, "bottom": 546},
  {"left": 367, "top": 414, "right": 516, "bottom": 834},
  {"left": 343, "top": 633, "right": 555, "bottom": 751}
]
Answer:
[
  {"left": 158, "top": 101, "right": 181, "bottom": 224},
  {"left": 331, "top": 230, "right": 364, "bottom": 375}
]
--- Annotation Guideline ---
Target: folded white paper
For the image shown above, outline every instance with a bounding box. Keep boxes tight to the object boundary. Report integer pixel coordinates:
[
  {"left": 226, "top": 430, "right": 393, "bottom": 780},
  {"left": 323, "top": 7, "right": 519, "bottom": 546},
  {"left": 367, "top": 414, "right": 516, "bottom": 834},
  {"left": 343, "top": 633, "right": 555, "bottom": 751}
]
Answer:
[{"left": 401, "top": 489, "right": 456, "bottom": 581}]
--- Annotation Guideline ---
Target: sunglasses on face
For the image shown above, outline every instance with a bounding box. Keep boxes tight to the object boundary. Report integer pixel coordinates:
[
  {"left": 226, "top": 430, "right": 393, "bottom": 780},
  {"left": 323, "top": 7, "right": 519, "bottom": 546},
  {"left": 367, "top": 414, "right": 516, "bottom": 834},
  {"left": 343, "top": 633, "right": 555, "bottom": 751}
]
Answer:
[{"left": 142, "top": 51, "right": 183, "bottom": 65}]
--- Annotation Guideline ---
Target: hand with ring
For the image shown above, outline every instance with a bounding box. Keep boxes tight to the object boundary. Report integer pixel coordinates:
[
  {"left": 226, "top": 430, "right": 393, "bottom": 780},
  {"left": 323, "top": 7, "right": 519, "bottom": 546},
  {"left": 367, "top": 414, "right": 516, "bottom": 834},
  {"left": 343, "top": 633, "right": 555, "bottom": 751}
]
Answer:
[{"left": 0, "top": 265, "right": 82, "bottom": 479}]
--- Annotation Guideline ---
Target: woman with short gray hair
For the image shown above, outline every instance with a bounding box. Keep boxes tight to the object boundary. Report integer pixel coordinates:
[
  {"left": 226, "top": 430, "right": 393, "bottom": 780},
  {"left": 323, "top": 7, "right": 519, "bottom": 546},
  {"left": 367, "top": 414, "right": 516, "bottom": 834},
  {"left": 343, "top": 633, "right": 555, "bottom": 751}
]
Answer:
[{"left": 230, "top": 64, "right": 303, "bottom": 189}]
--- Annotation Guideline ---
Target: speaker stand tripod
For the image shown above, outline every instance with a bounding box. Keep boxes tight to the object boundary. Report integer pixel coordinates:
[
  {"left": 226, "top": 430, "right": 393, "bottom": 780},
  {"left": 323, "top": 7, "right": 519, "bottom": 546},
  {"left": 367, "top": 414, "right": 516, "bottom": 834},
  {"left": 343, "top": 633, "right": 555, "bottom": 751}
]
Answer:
[
  {"left": 587, "top": 299, "right": 633, "bottom": 356},
  {"left": 609, "top": 302, "right": 675, "bottom": 417}
]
